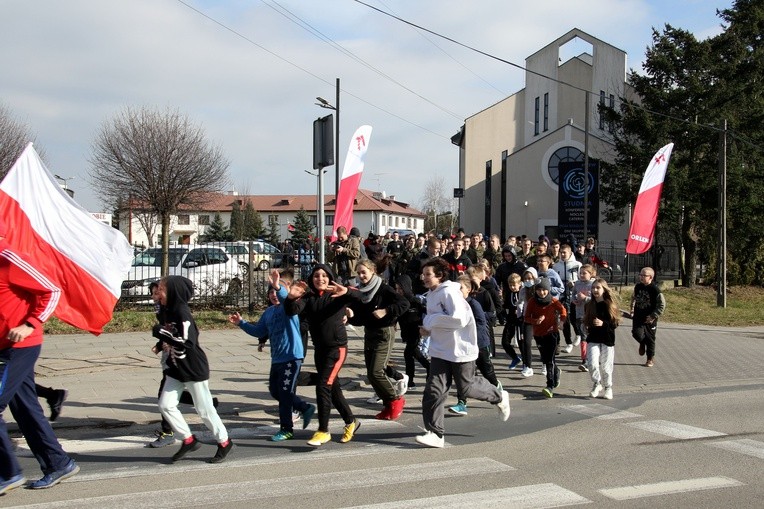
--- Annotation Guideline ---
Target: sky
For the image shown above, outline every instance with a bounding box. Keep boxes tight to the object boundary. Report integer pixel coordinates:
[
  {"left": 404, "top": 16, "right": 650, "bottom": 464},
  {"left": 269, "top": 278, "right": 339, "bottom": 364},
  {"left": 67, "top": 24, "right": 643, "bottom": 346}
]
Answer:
[{"left": 0, "top": 0, "right": 732, "bottom": 213}]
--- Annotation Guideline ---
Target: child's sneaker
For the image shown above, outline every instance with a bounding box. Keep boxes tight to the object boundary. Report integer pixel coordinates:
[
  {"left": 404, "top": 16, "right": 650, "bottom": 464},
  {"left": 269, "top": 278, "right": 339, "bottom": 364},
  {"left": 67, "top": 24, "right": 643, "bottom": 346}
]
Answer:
[
  {"left": 573, "top": 335, "right": 582, "bottom": 346},
  {"left": 508, "top": 357, "right": 522, "bottom": 370},
  {"left": 448, "top": 400, "right": 468, "bottom": 416},
  {"left": 271, "top": 430, "right": 294, "bottom": 442},
  {"left": 307, "top": 431, "right": 331, "bottom": 447},
  {"left": 339, "top": 419, "right": 361, "bottom": 443},
  {"left": 209, "top": 439, "right": 233, "bottom": 463},
  {"left": 578, "top": 363, "right": 589, "bottom": 372},
  {"left": 395, "top": 374, "right": 410, "bottom": 396},
  {"left": 542, "top": 387, "right": 554, "bottom": 398},
  {"left": 366, "top": 395, "right": 382, "bottom": 405},
  {"left": 415, "top": 430, "right": 444, "bottom": 448},
  {"left": 603, "top": 387, "right": 613, "bottom": 400},
  {"left": 590, "top": 383, "right": 602, "bottom": 398},
  {"left": 521, "top": 366, "right": 534, "bottom": 377},
  {"left": 172, "top": 435, "right": 201, "bottom": 462},
  {"left": 496, "top": 390, "right": 511, "bottom": 421},
  {"left": 149, "top": 430, "right": 176, "bottom": 448}
]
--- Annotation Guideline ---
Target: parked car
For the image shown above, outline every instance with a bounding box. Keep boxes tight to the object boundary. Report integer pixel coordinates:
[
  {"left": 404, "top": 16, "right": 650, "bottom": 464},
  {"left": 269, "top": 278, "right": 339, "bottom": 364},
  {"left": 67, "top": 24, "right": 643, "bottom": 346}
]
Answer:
[
  {"left": 250, "top": 240, "right": 288, "bottom": 271},
  {"left": 121, "top": 246, "right": 243, "bottom": 301}
]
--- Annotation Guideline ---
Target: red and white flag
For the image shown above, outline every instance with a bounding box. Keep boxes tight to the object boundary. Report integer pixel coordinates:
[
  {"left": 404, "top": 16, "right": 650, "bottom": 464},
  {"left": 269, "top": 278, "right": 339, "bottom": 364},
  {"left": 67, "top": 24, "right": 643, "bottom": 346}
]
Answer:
[
  {"left": 626, "top": 143, "right": 674, "bottom": 255},
  {"left": 0, "top": 143, "right": 134, "bottom": 334},
  {"left": 332, "top": 125, "right": 372, "bottom": 238}
]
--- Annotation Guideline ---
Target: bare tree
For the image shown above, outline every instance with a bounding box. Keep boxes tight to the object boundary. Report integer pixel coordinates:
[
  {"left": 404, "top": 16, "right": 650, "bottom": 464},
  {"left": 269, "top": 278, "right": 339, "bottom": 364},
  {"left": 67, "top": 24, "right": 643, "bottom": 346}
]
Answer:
[
  {"left": 419, "top": 175, "right": 452, "bottom": 234},
  {"left": 0, "top": 103, "right": 40, "bottom": 178},
  {"left": 89, "top": 106, "right": 229, "bottom": 273}
]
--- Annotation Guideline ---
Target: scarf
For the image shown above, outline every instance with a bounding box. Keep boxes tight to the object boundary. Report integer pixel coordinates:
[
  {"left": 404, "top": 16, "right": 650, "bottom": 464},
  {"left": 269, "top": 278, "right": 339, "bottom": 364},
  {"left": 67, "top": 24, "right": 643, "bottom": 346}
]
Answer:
[
  {"left": 357, "top": 273, "right": 383, "bottom": 304},
  {"left": 534, "top": 292, "right": 552, "bottom": 306}
]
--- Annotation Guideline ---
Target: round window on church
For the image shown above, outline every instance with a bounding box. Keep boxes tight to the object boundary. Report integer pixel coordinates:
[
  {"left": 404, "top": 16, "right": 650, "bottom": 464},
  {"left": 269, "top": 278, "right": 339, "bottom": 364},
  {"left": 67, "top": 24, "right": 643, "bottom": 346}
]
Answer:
[{"left": 547, "top": 146, "right": 584, "bottom": 185}]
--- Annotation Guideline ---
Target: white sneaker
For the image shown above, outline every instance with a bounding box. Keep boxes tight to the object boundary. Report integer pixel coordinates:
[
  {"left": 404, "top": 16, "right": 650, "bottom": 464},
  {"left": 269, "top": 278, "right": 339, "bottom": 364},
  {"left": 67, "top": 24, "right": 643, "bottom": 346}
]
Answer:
[
  {"left": 603, "top": 387, "right": 613, "bottom": 400},
  {"left": 291, "top": 410, "right": 301, "bottom": 424},
  {"left": 520, "top": 366, "right": 534, "bottom": 378},
  {"left": 496, "top": 390, "right": 511, "bottom": 421},
  {"left": 540, "top": 365, "right": 547, "bottom": 376},
  {"left": 395, "top": 374, "right": 409, "bottom": 397},
  {"left": 562, "top": 344, "right": 574, "bottom": 353},
  {"left": 590, "top": 383, "right": 602, "bottom": 398},
  {"left": 366, "top": 395, "right": 382, "bottom": 405},
  {"left": 573, "top": 335, "right": 581, "bottom": 346},
  {"left": 415, "top": 430, "right": 444, "bottom": 448}
]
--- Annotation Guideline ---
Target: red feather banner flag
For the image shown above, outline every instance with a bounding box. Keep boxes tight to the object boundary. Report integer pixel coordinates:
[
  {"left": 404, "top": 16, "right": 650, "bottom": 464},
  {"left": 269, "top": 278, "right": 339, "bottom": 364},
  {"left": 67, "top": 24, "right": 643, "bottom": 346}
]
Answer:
[{"left": 626, "top": 143, "right": 674, "bottom": 255}]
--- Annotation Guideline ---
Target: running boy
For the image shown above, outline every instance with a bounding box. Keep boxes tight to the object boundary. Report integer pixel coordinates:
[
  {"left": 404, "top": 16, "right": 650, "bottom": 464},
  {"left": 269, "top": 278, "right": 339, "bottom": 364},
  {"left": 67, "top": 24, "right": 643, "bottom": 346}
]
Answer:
[
  {"left": 229, "top": 269, "right": 316, "bottom": 441},
  {"left": 631, "top": 267, "right": 665, "bottom": 367},
  {"left": 524, "top": 277, "right": 567, "bottom": 398}
]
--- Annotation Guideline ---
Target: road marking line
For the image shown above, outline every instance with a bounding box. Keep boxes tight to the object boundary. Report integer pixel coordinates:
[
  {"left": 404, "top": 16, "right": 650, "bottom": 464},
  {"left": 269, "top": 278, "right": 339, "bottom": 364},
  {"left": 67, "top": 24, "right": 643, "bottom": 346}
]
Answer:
[
  {"left": 599, "top": 476, "right": 743, "bottom": 500},
  {"left": 625, "top": 420, "right": 727, "bottom": 439},
  {"left": 342, "top": 483, "right": 590, "bottom": 508},
  {"left": 710, "top": 439, "right": 764, "bottom": 460},
  {"left": 563, "top": 403, "right": 641, "bottom": 420},
  {"left": 9, "top": 457, "right": 514, "bottom": 509}
]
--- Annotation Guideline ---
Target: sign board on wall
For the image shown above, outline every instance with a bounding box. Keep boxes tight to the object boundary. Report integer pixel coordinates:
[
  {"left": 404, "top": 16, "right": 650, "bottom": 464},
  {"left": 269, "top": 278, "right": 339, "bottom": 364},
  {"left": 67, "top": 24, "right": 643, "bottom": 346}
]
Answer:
[{"left": 557, "top": 160, "right": 599, "bottom": 241}]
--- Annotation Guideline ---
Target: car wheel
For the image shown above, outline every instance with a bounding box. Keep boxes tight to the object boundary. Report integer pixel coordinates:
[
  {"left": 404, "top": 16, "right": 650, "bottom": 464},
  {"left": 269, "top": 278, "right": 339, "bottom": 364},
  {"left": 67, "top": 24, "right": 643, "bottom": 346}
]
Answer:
[{"left": 257, "top": 259, "right": 270, "bottom": 271}]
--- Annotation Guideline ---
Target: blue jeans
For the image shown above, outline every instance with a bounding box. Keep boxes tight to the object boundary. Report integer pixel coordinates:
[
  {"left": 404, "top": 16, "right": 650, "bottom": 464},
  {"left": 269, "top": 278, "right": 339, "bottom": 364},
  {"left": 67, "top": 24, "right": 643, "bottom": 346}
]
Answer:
[
  {"left": 0, "top": 346, "right": 71, "bottom": 479},
  {"left": 269, "top": 359, "right": 310, "bottom": 432}
]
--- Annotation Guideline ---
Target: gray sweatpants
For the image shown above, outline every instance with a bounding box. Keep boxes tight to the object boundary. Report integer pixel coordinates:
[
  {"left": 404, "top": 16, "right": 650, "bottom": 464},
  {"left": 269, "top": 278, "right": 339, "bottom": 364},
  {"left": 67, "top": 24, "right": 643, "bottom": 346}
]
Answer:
[{"left": 421, "top": 357, "right": 502, "bottom": 437}]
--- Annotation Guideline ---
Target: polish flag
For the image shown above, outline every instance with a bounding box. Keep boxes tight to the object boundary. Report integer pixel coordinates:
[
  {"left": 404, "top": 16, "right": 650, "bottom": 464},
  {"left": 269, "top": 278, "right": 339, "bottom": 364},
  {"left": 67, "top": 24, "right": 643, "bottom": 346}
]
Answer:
[
  {"left": 626, "top": 143, "right": 674, "bottom": 255},
  {"left": 332, "top": 125, "right": 372, "bottom": 239},
  {"left": 0, "top": 143, "right": 134, "bottom": 334}
]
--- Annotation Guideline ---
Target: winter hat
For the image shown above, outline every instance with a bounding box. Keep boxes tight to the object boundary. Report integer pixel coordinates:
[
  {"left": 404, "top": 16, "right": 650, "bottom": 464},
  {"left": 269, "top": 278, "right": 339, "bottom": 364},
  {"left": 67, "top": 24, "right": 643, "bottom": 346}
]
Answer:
[
  {"left": 536, "top": 276, "right": 551, "bottom": 292},
  {"left": 523, "top": 267, "right": 538, "bottom": 280},
  {"left": 349, "top": 227, "right": 361, "bottom": 237},
  {"left": 501, "top": 245, "right": 516, "bottom": 257}
]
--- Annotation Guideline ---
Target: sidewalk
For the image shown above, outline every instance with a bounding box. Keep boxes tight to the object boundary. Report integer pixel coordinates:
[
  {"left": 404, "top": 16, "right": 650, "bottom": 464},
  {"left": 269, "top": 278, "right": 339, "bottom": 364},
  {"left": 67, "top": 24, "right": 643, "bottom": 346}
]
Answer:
[{"left": 12, "top": 322, "right": 764, "bottom": 433}]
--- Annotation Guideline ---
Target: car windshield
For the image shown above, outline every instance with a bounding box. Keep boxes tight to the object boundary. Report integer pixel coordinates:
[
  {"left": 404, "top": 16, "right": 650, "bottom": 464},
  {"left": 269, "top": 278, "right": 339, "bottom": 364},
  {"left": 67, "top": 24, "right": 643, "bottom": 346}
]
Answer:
[{"left": 132, "top": 248, "right": 187, "bottom": 267}]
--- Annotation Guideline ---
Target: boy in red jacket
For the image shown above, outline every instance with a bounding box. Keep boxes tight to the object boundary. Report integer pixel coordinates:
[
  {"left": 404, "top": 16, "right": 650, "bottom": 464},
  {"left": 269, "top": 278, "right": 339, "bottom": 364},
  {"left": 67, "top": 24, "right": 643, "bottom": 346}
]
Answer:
[{"left": 524, "top": 277, "right": 567, "bottom": 398}]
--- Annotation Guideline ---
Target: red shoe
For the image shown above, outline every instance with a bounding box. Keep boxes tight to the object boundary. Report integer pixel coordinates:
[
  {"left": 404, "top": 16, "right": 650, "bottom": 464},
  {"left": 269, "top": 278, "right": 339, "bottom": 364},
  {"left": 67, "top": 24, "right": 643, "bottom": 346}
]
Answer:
[
  {"left": 389, "top": 397, "right": 405, "bottom": 420},
  {"left": 375, "top": 402, "right": 393, "bottom": 420}
]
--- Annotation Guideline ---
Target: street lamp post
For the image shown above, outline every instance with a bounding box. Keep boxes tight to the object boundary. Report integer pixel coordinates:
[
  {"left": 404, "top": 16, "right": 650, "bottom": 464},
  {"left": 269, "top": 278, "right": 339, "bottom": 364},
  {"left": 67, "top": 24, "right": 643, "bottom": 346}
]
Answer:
[
  {"left": 315, "top": 77, "right": 340, "bottom": 199},
  {"left": 304, "top": 169, "right": 327, "bottom": 264},
  {"left": 54, "top": 174, "right": 75, "bottom": 198}
]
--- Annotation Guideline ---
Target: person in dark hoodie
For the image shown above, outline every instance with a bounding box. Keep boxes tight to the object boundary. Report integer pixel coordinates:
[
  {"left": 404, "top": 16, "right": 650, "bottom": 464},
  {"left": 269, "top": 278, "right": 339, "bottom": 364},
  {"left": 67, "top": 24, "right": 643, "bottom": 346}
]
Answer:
[
  {"left": 394, "top": 275, "right": 430, "bottom": 389},
  {"left": 154, "top": 276, "right": 232, "bottom": 464},
  {"left": 347, "top": 259, "right": 410, "bottom": 420},
  {"left": 284, "top": 264, "right": 362, "bottom": 446},
  {"left": 494, "top": 246, "right": 527, "bottom": 325}
]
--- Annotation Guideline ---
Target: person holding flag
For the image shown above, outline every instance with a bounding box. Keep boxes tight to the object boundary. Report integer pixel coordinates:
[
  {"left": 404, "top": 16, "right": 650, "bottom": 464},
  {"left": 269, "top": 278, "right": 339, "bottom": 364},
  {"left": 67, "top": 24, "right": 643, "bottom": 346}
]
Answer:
[{"left": 0, "top": 216, "right": 79, "bottom": 494}]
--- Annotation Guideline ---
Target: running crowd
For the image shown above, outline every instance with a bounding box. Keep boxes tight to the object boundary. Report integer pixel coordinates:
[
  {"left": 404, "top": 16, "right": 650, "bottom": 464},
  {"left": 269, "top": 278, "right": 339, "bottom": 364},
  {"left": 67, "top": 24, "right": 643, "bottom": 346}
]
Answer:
[{"left": 0, "top": 224, "right": 665, "bottom": 496}]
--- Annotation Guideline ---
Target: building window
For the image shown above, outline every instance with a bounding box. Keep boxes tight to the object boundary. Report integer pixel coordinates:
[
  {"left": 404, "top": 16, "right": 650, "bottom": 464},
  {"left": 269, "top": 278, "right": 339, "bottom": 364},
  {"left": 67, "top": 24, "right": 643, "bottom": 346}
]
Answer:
[
  {"left": 413, "top": 218, "right": 417, "bottom": 229},
  {"left": 177, "top": 214, "right": 190, "bottom": 225},
  {"left": 198, "top": 215, "right": 210, "bottom": 226},
  {"left": 325, "top": 214, "right": 334, "bottom": 226},
  {"left": 599, "top": 90, "right": 606, "bottom": 129},
  {"left": 268, "top": 215, "right": 278, "bottom": 225},
  {"left": 382, "top": 215, "right": 386, "bottom": 227},
  {"left": 395, "top": 217, "right": 400, "bottom": 227},
  {"left": 547, "top": 146, "right": 584, "bottom": 185},
  {"left": 309, "top": 215, "right": 316, "bottom": 226},
  {"left": 407, "top": 217, "right": 411, "bottom": 228},
  {"left": 534, "top": 96, "right": 540, "bottom": 135},
  {"left": 543, "top": 93, "right": 549, "bottom": 132},
  {"left": 609, "top": 94, "right": 615, "bottom": 132}
]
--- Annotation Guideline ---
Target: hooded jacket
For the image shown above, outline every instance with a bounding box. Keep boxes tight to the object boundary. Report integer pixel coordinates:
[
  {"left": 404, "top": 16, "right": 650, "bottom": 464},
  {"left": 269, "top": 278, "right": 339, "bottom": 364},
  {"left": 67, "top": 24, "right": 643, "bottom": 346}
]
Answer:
[
  {"left": 152, "top": 276, "right": 210, "bottom": 382},
  {"left": 347, "top": 274, "right": 409, "bottom": 330},
  {"left": 422, "top": 280, "right": 478, "bottom": 363},
  {"left": 283, "top": 264, "right": 361, "bottom": 349}
]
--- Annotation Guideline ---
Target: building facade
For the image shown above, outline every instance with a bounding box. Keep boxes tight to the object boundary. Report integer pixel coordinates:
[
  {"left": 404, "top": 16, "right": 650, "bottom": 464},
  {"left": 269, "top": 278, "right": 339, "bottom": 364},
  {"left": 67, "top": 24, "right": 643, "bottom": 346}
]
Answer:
[
  {"left": 454, "top": 28, "right": 630, "bottom": 244},
  {"left": 118, "top": 189, "right": 426, "bottom": 247}
]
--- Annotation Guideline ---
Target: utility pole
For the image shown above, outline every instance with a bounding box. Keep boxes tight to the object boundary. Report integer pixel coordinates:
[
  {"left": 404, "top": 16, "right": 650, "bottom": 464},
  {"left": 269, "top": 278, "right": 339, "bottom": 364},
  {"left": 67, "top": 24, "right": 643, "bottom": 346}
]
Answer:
[{"left": 717, "top": 119, "right": 727, "bottom": 307}]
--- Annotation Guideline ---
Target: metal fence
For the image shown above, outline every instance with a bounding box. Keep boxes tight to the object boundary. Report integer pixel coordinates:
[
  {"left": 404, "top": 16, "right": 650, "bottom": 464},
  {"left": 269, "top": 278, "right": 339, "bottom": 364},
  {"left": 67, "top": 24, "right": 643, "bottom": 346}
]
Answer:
[{"left": 593, "top": 241, "right": 697, "bottom": 286}]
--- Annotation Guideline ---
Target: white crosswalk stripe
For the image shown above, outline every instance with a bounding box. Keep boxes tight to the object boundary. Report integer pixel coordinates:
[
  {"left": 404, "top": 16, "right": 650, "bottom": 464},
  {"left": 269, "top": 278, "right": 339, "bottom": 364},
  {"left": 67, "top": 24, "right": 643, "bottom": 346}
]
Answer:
[
  {"left": 598, "top": 476, "right": 744, "bottom": 500},
  {"left": 9, "top": 457, "right": 515, "bottom": 509},
  {"left": 625, "top": 420, "right": 727, "bottom": 440},
  {"left": 709, "top": 439, "right": 764, "bottom": 460},
  {"left": 562, "top": 403, "right": 641, "bottom": 420},
  {"left": 343, "top": 483, "right": 590, "bottom": 508}
]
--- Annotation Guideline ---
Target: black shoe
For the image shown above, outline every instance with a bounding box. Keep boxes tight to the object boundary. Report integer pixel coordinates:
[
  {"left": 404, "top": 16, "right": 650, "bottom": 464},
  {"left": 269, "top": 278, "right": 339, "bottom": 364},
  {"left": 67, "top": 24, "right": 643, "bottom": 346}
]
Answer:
[
  {"left": 47, "top": 389, "right": 68, "bottom": 422},
  {"left": 212, "top": 397, "right": 219, "bottom": 409},
  {"left": 172, "top": 436, "right": 201, "bottom": 462},
  {"left": 208, "top": 440, "right": 233, "bottom": 464}
]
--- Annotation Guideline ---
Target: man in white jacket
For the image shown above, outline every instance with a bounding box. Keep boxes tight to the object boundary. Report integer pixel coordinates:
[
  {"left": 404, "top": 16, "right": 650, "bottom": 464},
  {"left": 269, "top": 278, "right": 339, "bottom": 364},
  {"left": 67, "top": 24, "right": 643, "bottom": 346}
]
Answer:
[{"left": 416, "top": 258, "right": 510, "bottom": 448}]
